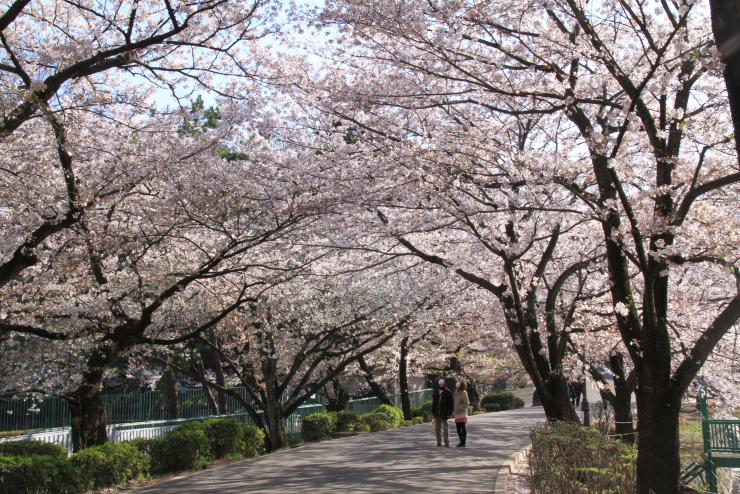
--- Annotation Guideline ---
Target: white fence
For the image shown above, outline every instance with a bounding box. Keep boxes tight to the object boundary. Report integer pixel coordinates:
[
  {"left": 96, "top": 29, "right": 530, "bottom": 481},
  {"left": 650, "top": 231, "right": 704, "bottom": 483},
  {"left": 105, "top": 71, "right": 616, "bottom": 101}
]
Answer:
[{"left": 1, "top": 421, "right": 182, "bottom": 455}]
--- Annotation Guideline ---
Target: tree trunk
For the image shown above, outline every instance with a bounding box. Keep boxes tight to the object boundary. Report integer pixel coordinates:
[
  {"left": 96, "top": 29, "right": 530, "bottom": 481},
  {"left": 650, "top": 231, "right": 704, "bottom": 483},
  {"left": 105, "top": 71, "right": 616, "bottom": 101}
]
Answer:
[
  {"left": 200, "top": 339, "right": 227, "bottom": 413},
  {"left": 514, "top": 325, "right": 578, "bottom": 422},
  {"left": 214, "top": 360, "right": 227, "bottom": 413},
  {"left": 358, "top": 355, "right": 392, "bottom": 405},
  {"left": 158, "top": 366, "right": 179, "bottom": 420},
  {"left": 539, "top": 374, "right": 580, "bottom": 423},
  {"left": 263, "top": 400, "right": 287, "bottom": 451},
  {"left": 609, "top": 353, "right": 635, "bottom": 444},
  {"left": 635, "top": 373, "right": 681, "bottom": 494},
  {"left": 399, "top": 337, "right": 412, "bottom": 419},
  {"left": 324, "top": 376, "right": 350, "bottom": 412},
  {"left": 709, "top": 0, "right": 740, "bottom": 160},
  {"left": 69, "top": 374, "right": 108, "bottom": 452},
  {"left": 468, "top": 381, "right": 481, "bottom": 411},
  {"left": 193, "top": 356, "right": 220, "bottom": 415}
]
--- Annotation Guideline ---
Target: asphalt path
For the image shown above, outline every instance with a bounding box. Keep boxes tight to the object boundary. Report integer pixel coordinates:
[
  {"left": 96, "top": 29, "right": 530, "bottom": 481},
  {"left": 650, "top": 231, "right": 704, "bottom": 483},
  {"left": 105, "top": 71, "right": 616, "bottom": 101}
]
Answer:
[{"left": 130, "top": 406, "right": 545, "bottom": 494}]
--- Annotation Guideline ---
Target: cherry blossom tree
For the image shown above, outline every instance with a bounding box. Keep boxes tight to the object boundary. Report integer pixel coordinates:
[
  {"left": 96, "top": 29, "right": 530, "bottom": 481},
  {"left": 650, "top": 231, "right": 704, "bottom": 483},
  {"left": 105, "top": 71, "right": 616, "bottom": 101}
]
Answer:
[
  {"left": 314, "top": 1, "right": 740, "bottom": 490},
  {"left": 0, "top": 98, "right": 335, "bottom": 450},
  {"left": 159, "top": 265, "right": 433, "bottom": 450},
  {"left": 295, "top": 91, "right": 601, "bottom": 422},
  {"left": 0, "top": 0, "right": 275, "bottom": 286},
  {"left": 709, "top": 0, "right": 740, "bottom": 160}
]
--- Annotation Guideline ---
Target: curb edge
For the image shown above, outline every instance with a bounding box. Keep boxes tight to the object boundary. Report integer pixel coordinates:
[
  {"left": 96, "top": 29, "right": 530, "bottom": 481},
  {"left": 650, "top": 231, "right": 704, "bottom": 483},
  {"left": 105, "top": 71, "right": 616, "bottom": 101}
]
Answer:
[{"left": 493, "top": 444, "right": 531, "bottom": 493}]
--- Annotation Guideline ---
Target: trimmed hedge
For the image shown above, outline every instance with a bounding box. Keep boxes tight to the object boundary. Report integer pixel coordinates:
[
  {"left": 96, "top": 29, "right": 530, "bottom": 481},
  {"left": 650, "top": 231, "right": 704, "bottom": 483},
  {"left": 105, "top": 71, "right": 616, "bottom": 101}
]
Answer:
[
  {"left": 134, "top": 419, "right": 264, "bottom": 470},
  {"left": 411, "top": 400, "right": 433, "bottom": 422},
  {"left": 129, "top": 437, "right": 161, "bottom": 456},
  {"left": 0, "top": 441, "right": 67, "bottom": 459},
  {"left": 360, "top": 412, "right": 395, "bottom": 432},
  {"left": 0, "top": 420, "right": 266, "bottom": 493},
  {"left": 334, "top": 411, "right": 361, "bottom": 432},
  {"left": 204, "top": 418, "right": 243, "bottom": 459},
  {"left": 71, "top": 442, "right": 149, "bottom": 491},
  {"left": 302, "top": 412, "right": 336, "bottom": 441},
  {"left": 371, "top": 404, "right": 403, "bottom": 428},
  {"left": 530, "top": 421, "right": 636, "bottom": 493},
  {"left": 150, "top": 424, "right": 212, "bottom": 473},
  {"left": 173, "top": 421, "right": 209, "bottom": 435},
  {"left": 0, "top": 454, "right": 82, "bottom": 494},
  {"left": 480, "top": 392, "right": 525, "bottom": 412},
  {"left": 239, "top": 424, "right": 265, "bottom": 458}
]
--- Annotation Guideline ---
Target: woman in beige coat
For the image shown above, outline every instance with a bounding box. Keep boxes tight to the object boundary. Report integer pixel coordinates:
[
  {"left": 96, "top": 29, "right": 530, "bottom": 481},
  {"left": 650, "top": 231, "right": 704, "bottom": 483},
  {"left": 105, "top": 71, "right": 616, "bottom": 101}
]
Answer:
[{"left": 453, "top": 381, "right": 470, "bottom": 447}]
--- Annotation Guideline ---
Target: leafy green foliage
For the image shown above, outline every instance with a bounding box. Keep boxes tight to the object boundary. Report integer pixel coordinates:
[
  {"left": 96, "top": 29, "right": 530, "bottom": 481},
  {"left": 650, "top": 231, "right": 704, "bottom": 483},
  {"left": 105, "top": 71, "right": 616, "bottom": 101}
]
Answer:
[
  {"left": 302, "top": 412, "right": 337, "bottom": 441},
  {"left": 0, "top": 441, "right": 66, "bottom": 459},
  {"left": 333, "top": 411, "right": 361, "bottom": 432},
  {"left": 360, "top": 412, "right": 396, "bottom": 432},
  {"left": 239, "top": 424, "right": 265, "bottom": 458},
  {"left": 150, "top": 424, "right": 212, "bottom": 473},
  {"left": 129, "top": 437, "right": 161, "bottom": 456},
  {"left": 480, "top": 392, "right": 524, "bottom": 412},
  {"left": 412, "top": 400, "right": 433, "bottom": 422},
  {"left": 0, "top": 454, "right": 82, "bottom": 494},
  {"left": 371, "top": 404, "right": 404, "bottom": 428},
  {"left": 204, "top": 418, "right": 244, "bottom": 459},
  {"left": 529, "top": 422, "right": 636, "bottom": 493},
  {"left": 411, "top": 416, "right": 425, "bottom": 425},
  {"left": 71, "top": 442, "right": 149, "bottom": 491}
]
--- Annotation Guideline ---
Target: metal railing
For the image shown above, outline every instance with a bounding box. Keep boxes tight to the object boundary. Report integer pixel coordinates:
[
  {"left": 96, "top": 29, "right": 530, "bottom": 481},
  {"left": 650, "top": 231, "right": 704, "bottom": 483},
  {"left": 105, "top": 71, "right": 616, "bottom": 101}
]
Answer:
[
  {"left": 0, "top": 389, "right": 433, "bottom": 452},
  {"left": 705, "top": 419, "right": 740, "bottom": 453},
  {"left": 0, "top": 387, "right": 323, "bottom": 432}
]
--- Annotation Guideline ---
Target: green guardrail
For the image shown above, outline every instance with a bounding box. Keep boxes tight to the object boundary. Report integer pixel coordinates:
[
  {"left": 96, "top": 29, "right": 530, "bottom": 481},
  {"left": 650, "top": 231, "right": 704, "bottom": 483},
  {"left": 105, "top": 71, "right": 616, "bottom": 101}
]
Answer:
[
  {"left": 0, "top": 386, "right": 324, "bottom": 432},
  {"left": 1, "top": 388, "right": 432, "bottom": 433},
  {"left": 697, "top": 391, "right": 740, "bottom": 493}
]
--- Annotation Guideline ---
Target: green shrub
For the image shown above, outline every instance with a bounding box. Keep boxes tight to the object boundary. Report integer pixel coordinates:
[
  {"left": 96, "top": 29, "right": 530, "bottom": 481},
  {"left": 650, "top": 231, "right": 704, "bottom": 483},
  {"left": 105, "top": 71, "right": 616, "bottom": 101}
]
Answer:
[
  {"left": 411, "top": 416, "right": 425, "bottom": 425},
  {"left": 150, "top": 426, "right": 211, "bottom": 473},
  {"left": 129, "top": 437, "right": 162, "bottom": 455},
  {"left": 0, "top": 454, "right": 82, "bottom": 494},
  {"left": 402, "top": 420, "right": 413, "bottom": 427},
  {"left": 355, "top": 419, "right": 371, "bottom": 432},
  {"left": 480, "top": 392, "right": 524, "bottom": 412},
  {"left": 334, "top": 411, "right": 361, "bottom": 432},
  {"left": 371, "top": 404, "right": 403, "bottom": 428},
  {"left": 173, "top": 420, "right": 209, "bottom": 434},
  {"left": 411, "top": 406, "right": 431, "bottom": 422},
  {"left": 239, "top": 424, "right": 265, "bottom": 458},
  {"left": 302, "top": 412, "right": 336, "bottom": 441},
  {"left": 360, "top": 412, "right": 396, "bottom": 432},
  {"left": 71, "top": 442, "right": 149, "bottom": 491},
  {"left": 204, "top": 418, "right": 243, "bottom": 459},
  {"left": 0, "top": 441, "right": 66, "bottom": 459},
  {"left": 529, "top": 422, "right": 636, "bottom": 493},
  {"left": 412, "top": 400, "right": 433, "bottom": 422}
]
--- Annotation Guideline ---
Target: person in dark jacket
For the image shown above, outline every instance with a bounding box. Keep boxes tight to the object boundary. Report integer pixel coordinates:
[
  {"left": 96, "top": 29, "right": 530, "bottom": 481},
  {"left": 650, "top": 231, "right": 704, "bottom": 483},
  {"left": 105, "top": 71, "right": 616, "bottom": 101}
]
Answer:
[{"left": 432, "top": 378, "right": 454, "bottom": 447}]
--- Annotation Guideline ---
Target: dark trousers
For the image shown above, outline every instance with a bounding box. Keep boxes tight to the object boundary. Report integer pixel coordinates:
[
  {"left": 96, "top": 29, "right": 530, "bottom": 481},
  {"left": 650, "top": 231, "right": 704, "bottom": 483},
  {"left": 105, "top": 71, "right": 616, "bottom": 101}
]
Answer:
[{"left": 455, "top": 422, "right": 467, "bottom": 445}]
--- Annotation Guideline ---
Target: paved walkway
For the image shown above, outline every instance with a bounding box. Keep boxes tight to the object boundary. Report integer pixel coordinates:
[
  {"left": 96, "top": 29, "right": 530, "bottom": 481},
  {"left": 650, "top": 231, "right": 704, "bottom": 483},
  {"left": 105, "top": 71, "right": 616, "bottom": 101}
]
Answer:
[{"left": 131, "top": 406, "right": 545, "bottom": 494}]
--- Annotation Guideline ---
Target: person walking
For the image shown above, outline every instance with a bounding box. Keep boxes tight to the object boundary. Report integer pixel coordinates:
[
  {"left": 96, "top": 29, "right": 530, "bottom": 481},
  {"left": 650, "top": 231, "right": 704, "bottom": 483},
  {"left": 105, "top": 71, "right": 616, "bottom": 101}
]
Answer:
[
  {"left": 432, "top": 378, "right": 453, "bottom": 447},
  {"left": 453, "top": 380, "right": 470, "bottom": 447}
]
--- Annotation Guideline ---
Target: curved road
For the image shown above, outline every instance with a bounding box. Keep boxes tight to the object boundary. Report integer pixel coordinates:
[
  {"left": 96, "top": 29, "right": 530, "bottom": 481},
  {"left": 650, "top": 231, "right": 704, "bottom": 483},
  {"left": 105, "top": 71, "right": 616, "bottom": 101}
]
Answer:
[{"left": 130, "top": 405, "right": 544, "bottom": 494}]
